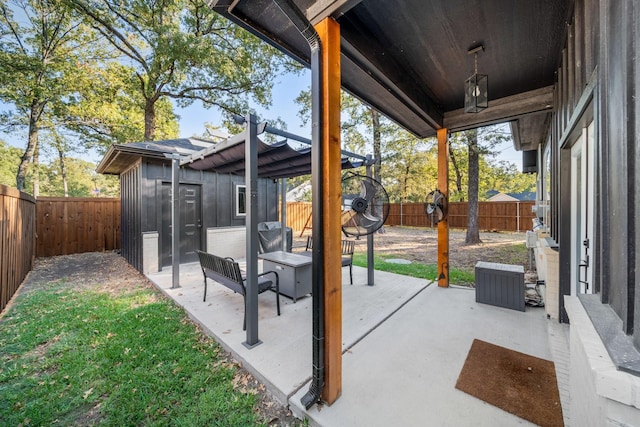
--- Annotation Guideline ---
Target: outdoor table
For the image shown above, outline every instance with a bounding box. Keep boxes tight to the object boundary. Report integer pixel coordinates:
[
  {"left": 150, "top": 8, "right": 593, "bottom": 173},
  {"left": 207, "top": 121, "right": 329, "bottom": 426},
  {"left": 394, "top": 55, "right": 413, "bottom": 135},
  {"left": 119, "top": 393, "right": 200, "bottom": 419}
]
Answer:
[{"left": 258, "top": 251, "right": 312, "bottom": 302}]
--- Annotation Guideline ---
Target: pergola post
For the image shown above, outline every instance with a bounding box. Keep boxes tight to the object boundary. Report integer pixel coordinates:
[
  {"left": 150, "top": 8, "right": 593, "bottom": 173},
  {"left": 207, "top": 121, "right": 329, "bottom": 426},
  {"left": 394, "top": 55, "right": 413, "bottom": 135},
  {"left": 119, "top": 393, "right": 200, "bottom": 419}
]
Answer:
[
  {"left": 316, "top": 17, "right": 342, "bottom": 405},
  {"left": 437, "top": 128, "right": 449, "bottom": 287},
  {"left": 244, "top": 113, "right": 261, "bottom": 348},
  {"left": 366, "top": 155, "right": 375, "bottom": 286},
  {"left": 168, "top": 154, "right": 181, "bottom": 289}
]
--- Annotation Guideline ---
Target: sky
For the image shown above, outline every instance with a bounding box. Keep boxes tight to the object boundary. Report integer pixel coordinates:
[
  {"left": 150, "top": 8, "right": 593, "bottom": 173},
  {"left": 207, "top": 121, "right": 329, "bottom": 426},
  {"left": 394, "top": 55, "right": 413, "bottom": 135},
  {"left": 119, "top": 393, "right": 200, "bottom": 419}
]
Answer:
[{"left": 1, "top": 69, "right": 523, "bottom": 169}]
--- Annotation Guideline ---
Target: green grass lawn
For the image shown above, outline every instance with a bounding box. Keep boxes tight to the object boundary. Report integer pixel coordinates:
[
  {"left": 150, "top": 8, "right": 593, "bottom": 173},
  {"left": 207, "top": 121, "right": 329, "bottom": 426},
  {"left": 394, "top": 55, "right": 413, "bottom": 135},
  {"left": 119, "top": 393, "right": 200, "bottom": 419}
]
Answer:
[
  {"left": 352, "top": 253, "right": 476, "bottom": 285},
  {"left": 0, "top": 280, "right": 289, "bottom": 426}
]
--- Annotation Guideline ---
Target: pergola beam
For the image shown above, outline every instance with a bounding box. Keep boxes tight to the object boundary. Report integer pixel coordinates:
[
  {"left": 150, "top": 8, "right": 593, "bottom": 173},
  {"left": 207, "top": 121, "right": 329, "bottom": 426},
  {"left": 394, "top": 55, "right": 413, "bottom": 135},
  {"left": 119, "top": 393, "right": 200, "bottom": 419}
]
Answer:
[
  {"left": 307, "top": 0, "right": 363, "bottom": 24},
  {"left": 443, "top": 86, "right": 553, "bottom": 132}
]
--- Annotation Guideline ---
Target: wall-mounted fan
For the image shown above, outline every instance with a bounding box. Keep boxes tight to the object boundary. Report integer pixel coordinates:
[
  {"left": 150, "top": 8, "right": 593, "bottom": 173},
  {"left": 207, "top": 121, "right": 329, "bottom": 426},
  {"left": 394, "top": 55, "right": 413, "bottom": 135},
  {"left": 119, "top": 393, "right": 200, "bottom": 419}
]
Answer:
[
  {"left": 425, "top": 189, "right": 447, "bottom": 224},
  {"left": 341, "top": 173, "right": 390, "bottom": 237}
]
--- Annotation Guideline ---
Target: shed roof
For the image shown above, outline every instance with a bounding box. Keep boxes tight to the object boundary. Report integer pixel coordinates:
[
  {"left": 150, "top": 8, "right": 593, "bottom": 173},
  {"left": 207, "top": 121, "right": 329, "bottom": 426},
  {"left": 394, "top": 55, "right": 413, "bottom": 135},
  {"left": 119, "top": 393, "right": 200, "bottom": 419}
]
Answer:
[{"left": 96, "top": 137, "right": 217, "bottom": 175}]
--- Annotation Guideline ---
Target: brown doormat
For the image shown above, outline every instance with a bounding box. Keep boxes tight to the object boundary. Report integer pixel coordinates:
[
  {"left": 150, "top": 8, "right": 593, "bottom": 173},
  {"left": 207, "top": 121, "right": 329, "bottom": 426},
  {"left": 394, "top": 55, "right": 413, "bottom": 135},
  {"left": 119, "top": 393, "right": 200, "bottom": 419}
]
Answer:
[{"left": 455, "top": 339, "right": 564, "bottom": 427}]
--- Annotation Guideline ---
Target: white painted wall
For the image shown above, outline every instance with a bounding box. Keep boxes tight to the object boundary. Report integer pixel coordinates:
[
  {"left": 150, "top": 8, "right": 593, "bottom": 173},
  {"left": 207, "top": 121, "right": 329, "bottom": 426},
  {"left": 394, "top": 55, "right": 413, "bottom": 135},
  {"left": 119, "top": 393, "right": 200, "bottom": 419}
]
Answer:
[
  {"left": 206, "top": 227, "right": 247, "bottom": 260},
  {"left": 565, "top": 297, "right": 640, "bottom": 427}
]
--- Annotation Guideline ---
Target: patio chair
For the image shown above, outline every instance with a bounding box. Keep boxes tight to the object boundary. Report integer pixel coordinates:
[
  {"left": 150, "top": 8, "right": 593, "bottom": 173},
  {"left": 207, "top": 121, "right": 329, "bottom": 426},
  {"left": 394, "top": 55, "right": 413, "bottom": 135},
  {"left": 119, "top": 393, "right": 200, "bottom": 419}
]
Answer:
[{"left": 305, "top": 236, "right": 355, "bottom": 285}]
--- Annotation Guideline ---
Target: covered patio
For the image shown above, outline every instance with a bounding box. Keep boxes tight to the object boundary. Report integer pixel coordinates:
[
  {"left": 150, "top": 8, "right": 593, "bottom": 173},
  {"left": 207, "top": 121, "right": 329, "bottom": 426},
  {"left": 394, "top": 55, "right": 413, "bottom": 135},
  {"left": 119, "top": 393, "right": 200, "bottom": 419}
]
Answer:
[{"left": 146, "top": 262, "right": 569, "bottom": 426}]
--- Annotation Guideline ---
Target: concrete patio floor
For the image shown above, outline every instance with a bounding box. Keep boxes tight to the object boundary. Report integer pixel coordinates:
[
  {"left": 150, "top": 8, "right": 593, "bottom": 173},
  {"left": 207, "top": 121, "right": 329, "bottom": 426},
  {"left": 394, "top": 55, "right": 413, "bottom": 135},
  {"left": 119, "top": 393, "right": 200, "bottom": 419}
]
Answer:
[{"left": 147, "top": 262, "right": 570, "bottom": 426}]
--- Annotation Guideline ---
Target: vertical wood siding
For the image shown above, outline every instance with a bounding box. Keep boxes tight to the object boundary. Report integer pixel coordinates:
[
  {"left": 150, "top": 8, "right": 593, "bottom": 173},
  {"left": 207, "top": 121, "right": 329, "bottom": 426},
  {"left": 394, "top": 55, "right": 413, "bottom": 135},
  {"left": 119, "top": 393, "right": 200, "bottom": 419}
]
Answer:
[{"left": 0, "top": 185, "right": 36, "bottom": 313}]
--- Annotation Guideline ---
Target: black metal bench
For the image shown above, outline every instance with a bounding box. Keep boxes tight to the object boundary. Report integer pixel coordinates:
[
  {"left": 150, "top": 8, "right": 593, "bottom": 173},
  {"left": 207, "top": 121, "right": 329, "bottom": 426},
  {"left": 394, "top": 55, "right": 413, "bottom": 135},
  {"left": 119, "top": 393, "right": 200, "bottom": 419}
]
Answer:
[{"left": 196, "top": 250, "right": 280, "bottom": 330}]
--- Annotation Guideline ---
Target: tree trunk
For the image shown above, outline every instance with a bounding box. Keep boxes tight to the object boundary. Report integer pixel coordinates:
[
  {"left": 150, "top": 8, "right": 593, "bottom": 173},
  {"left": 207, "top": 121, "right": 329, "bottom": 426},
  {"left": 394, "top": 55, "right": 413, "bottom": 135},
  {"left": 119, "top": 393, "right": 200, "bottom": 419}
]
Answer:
[
  {"left": 58, "top": 146, "right": 69, "bottom": 197},
  {"left": 465, "top": 129, "right": 482, "bottom": 244},
  {"left": 33, "top": 145, "right": 40, "bottom": 198},
  {"left": 449, "top": 148, "right": 463, "bottom": 200},
  {"left": 16, "top": 100, "right": 44, "bottom": 191},
  {"left": 144, "top": 98, "right": 156, "bottom": 141}
]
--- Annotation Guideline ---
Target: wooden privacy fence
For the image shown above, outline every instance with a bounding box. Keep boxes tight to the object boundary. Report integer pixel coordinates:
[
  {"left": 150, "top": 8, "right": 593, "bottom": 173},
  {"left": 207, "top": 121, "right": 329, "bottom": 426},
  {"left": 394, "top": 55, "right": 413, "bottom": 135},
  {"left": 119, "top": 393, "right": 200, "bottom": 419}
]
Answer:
[
  {"left": 36, "top": 197, "right": 121, "bottom": 257},
  {"left": 386, "top": 201, "right": 536, "bottom": 231},
  {"left": 285, "top": 202, "right": 313, "bottom": 235},
  {"left": 287, "top": 201, "right": 536, "bottom": 233},
  {"left": 1, "top": 184, "right": 36, "bottom": 313}
]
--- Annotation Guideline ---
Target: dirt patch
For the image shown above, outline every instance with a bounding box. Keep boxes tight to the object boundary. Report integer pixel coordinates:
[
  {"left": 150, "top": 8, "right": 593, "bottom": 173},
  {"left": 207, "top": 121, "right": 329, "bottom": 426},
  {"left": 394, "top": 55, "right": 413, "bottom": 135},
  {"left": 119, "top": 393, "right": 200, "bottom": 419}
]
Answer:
[
  {"left": 9, "top": 252, "right": 301, "bottom": 427},
  {"left": 294, "top": 226, "right": 530, "bottom": 272}
]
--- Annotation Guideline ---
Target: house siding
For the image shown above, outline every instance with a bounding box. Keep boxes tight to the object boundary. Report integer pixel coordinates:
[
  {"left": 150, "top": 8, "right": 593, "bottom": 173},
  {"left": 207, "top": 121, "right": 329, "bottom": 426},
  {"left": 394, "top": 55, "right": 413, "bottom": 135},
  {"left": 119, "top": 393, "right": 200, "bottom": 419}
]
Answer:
[
  {"left": 539, "top": 1, "right": 640, "bottom": 422},
  {"left": 122, "top": 158, "right": 278, "bottom": 271}
]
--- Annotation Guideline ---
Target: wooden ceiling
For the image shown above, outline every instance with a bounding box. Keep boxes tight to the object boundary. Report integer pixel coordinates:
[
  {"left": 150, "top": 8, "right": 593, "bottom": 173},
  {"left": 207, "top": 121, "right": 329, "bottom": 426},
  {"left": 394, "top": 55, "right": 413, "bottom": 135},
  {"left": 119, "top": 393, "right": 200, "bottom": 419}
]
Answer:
[{"left": 210, "top": 0, "right": 571, "bottom": 151}]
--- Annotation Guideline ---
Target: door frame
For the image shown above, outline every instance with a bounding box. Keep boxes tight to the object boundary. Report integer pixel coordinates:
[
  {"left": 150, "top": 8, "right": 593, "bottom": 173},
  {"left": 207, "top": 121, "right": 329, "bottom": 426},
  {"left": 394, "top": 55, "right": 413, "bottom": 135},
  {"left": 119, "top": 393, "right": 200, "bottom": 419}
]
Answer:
[{"left": 569, "top": 120, "right": 595, "bottom": 295}]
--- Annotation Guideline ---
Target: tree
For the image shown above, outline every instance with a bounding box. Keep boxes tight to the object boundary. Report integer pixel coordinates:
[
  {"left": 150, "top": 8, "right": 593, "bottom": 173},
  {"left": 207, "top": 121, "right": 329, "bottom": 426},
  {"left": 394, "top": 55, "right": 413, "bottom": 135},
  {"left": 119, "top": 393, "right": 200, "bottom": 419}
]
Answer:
[
  {"left": 383, "top": 131, "right": 435, "bottom": 203},
  {"left": 39, "top": 157, "right": 119, "bottom": 197},
  {"left": 63, "top": 61, "right": 179, "bottom": 152},
  {"left": 71, "top": 0, "right": 296, "bottom": 141},
  {"left": 295, "top": 89, "right": 437, "bottom": 203},
  {"left": 0, "top": 140, "right": 22, "bottom": 187},
  {"left": 0, "top": 0, "right": 98, "bottom": 190},
  {"left": 464, "top": 129, "right": 481, "bottom": 244}
]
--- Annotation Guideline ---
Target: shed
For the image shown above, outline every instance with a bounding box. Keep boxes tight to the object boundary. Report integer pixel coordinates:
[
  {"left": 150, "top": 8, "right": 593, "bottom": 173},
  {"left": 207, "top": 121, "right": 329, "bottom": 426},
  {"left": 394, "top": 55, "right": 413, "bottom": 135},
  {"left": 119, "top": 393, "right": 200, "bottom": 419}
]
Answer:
[{"left": 96, "top": 137, "right": 280, "bottom": 273}]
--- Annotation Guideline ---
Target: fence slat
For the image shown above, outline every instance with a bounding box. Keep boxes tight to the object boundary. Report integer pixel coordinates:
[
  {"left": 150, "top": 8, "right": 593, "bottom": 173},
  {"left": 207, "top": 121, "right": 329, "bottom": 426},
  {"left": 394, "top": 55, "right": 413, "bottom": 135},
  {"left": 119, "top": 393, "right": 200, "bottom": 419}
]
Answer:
[
  {"left": 287, "top": 201, "right": 537, "bottom": 233},
  {"left": 385, "top": 201, "right": 536, "bottom": 231},
  {"left": 35, "top": 197, "right": 121, "bottom": 257},
  {"left": 0, "top": 185, "right": 36, "bottom": 313}
]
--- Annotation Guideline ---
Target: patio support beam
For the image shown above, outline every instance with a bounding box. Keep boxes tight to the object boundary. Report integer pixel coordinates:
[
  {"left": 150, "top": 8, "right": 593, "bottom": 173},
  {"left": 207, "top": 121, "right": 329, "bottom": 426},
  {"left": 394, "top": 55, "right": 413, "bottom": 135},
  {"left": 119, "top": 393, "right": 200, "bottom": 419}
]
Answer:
[
  {"left": 437, "top": 128, "right": 449, "bottom": 287},
  {"left": 316, "top": 16, "right": 342, "bottom": 405},
  {"left": 243, "top": 113, "right": 261, "bottom": 348},
  {"left": 366, "top": 155, "right": 374, "bottom": 286},
  {"left": 280, "top": 178, "right": 287, "bottom": 251},
  {"left": 168, "top": 154, "right": 181, "bottom": 289}
]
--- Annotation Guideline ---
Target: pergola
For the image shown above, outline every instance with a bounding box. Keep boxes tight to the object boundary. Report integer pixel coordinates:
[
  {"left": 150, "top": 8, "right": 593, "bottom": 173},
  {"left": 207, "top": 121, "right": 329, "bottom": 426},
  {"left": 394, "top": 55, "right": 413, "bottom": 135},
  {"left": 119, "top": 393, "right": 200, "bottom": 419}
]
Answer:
[
  {"left": 168, "top": 114, "right": 372, "bottom": 349},
  {"left": 209, "top": 0, "right": 569, "bottom": 407}
]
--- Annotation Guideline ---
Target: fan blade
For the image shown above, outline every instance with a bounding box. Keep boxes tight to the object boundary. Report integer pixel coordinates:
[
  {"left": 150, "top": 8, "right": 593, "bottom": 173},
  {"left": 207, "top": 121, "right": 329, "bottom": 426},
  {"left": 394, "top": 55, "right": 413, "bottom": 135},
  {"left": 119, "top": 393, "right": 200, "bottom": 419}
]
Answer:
[
  {"left": 360, "top": 179, "right": 377, "bottom": 203},
  {"left": 426, "top": 203, "right": 436, "bottom": 215},
  {"left": 359, "top": 212, "right": 383, "bottom": 229},
  {"left": 435, "top": 207, "right": 444, "bottom": 221}
]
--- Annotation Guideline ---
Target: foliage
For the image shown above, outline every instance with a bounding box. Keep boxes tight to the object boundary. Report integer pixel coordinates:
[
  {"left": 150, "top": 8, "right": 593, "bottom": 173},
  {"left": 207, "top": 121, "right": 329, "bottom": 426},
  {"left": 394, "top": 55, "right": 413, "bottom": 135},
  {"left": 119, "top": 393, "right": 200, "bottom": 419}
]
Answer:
[
  {"left": 0, "top": 283, "right": 266, "bottom": 426},
  {"left": 71, "top": 0, "right": 297, "bottom": 140},
  {"left": 38, "top": 157, "right": 119, "bottom": 197},
  {"left": 0, "top": 0, "right": 98, "bottom": 190},
  {"left": 382, "top": 131, "right": 436, "bottom": 202},
  {"left": 295, "top": 90, "right": 535, "bottom": 205},
  {"left": 0, "top": 0, "right": 171, "bottom": 192},
  {"left": 448, "top": 126, "right": 536, "bottom": 202},
  {"left": 0, "top": 140, "right": 21, "bottom": 187},
  {"left": 63, "top": 61, "right": 179, "bottom": 152}
]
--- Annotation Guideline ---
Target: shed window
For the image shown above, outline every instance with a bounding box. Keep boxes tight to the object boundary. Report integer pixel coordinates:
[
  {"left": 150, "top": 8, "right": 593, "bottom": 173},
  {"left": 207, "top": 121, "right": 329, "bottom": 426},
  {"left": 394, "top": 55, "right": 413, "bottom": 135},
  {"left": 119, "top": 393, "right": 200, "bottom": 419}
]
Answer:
[{"left": 235, "top": 185, "right": 246, "bottom": 217}]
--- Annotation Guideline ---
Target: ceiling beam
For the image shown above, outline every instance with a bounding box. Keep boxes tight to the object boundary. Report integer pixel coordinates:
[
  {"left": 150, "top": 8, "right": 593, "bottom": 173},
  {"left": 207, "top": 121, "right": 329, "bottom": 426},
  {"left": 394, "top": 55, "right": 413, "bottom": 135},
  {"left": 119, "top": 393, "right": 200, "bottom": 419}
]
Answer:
[
  {"left": 307, "top": 0, "right": 364, "bottom": 24},
  {"left": 443, "top": 86, "right": 554, "bottom": 132}
]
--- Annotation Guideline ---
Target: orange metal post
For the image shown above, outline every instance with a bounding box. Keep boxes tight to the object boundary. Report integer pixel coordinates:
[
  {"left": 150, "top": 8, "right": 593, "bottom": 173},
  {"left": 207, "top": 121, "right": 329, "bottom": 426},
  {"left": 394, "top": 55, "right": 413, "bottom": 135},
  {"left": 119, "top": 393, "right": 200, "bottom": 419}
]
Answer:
[
  {"left": 315, "top": 17, "right": 342, "bottom": 405},
  {"left": 437, "top": 128, "right": 450, "bottom": 287}
]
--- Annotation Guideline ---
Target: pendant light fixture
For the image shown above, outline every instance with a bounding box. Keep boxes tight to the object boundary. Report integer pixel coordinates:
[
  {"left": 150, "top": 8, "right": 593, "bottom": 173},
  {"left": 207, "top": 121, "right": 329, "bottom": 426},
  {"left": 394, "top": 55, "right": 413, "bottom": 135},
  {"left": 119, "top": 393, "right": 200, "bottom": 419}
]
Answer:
[{"left": 464, "top": 45, "right": 488, "bottom": 113}]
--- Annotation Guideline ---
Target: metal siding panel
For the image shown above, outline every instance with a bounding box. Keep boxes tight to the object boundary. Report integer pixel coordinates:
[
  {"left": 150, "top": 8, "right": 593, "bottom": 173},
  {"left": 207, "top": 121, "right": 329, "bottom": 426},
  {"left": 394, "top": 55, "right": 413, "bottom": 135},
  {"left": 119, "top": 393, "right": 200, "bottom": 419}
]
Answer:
[
  {"left": 605, "top": 0, "right": 630, "bottom": 330},
  {"left": 203, "top": 171, "right": 217, "bottom": 229},
  {"left": 634, "top": 0, "right": 640, "bottom": 350}
]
